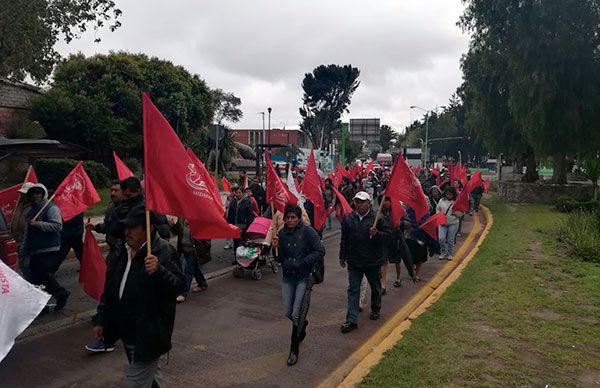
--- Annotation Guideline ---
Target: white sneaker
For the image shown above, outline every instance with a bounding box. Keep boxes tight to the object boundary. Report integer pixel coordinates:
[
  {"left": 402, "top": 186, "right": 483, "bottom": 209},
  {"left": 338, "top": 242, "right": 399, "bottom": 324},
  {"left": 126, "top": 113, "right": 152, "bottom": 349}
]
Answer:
[
  {"left": 439, "top": 254, "right": 447, "bottom": 260},
  {"left": 176, "top": 295, "right": 186, "bottom": 303},
  {"left": 447, "top": 255, "right": 453, "bottom": 261},
  {"left": 223, "top": 244, "right": 231, "bottom": 249}
]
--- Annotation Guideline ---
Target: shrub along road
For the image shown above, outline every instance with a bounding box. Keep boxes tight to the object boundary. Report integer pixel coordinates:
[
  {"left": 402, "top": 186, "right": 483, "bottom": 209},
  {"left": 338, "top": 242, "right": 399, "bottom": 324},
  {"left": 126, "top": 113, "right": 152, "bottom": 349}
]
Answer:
[{"left": 361, "top": 201, "right": 600, "bottom": 387}]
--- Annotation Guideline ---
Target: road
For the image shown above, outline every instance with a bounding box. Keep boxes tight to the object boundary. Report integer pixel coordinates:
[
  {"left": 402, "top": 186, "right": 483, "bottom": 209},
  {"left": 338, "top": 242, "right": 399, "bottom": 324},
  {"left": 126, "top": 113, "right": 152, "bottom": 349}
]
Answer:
[{"left": 0, "top": 214, "right": 483, "bottom": 387}]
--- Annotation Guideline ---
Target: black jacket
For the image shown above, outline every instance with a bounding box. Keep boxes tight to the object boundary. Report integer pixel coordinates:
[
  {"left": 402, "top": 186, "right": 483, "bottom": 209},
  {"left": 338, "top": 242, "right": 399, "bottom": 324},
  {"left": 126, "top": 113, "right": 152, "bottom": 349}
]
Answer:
[
  {"left": 249, "top": 183, "right": 266, "bottom": 210},
  {"left": 226, "top": 196, "right": 255, "bottom": 230},
  {"left": 276, "top": 224, "right": 325, "bottom": 281},
  {"left": 107, "top": 195, "right": 170, "bottom": 240},
  {"left": 93, "top": 232, "right": 185, "bottom": 362},
  {"left": 340, "top": 209, "right": 392, "bottom": 268}
]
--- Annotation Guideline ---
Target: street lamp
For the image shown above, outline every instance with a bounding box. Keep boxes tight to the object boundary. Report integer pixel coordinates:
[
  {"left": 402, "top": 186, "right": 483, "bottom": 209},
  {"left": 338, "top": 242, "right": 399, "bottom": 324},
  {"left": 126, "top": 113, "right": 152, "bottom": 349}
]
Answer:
[
  {"left": 258, "top": 112, "right": 265, "bottom": 146},
  {"left": 267, "top": 107, "right": 272, "bottom": 143},
  {"left": 410, "top": 105, "right": 445, "bottom": 169}
]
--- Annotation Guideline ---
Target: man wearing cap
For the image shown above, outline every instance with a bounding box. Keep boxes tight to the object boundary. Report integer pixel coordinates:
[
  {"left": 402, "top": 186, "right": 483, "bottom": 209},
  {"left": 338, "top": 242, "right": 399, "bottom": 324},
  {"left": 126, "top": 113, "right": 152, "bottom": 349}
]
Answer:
[
  {"left": 21, "top": 183, "right": 70, "bottom": 310},
  {"left": 339, "top": 191, "right": 391, "bottom": 333},
  {"left": 92, "top": 205, "right": 184, "bottom": 387}
]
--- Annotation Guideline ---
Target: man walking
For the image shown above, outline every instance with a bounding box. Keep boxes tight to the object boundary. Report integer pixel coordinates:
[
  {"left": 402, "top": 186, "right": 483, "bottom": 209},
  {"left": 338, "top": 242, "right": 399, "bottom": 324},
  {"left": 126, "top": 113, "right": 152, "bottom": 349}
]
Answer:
[
  {"left": 91, "top": 205, "right": 184, "bottom": 387},
  {"left": 339, "top": 191, "right": 391, "bottom": 333}
]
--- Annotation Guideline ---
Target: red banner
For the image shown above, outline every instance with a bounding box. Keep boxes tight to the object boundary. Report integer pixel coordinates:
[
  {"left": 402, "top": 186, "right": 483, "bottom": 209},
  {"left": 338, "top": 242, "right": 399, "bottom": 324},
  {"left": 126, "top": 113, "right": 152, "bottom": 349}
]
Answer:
[
  {"left": 419, "top": 212, "right": 446, "bottom": 240},
  {"left": 53, "top": 162, "right": 100, "bottom": 222},
  {"left": 113, "top": 151, "right": 134, "bottom": 180},
  {"left": 385, "top": 155, "right": 429, "bottom": 220},
  {"left": 332, "top": 186, "right": 352, "bottom": 222},
  {"left": 79, "top": 230, "right": 107, "bottom": 302},
  {"left": 0, "top": 166, "right": 38, "bottom": 222},
  {"left": 221, "top": 177, "right": 232, "bottom": 193},
  {"left": 265, "top": 151, "right": 296, "bottom": 213},
  {"left": 302, "top": 150, "right": 326, "bottom": 231}
]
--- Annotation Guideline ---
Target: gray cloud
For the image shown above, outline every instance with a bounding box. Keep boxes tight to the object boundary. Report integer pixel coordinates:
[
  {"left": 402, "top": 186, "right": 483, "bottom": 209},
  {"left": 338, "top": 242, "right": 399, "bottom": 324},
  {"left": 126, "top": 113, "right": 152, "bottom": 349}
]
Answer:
[{"left": 56, "top": 0, "right": 469, "bottom": 132}]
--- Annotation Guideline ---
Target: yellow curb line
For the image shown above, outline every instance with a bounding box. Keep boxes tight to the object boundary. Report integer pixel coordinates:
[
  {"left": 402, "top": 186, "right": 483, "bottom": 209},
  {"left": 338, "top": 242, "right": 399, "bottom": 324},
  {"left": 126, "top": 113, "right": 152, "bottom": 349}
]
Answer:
[{"left": 318, "top": 207, "right": 494, "bottom": 388}]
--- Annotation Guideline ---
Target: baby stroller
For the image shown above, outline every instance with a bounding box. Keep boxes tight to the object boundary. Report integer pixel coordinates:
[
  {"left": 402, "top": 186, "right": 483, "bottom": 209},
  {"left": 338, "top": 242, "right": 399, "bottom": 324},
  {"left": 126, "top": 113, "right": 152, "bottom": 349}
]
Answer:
[{"left": 233, "top": 217, "right": 279, "bottom": 280}]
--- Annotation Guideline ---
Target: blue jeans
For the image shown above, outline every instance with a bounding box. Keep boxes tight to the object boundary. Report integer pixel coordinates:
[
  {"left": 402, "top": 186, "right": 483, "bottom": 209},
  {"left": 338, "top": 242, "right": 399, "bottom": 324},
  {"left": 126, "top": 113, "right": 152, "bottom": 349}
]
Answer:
[
  {"left": 181, "top": 254, "right": 207, "bottom": 296},
  {"left": 346, "top": 265, "right": 381, "bottom": 324},
  {"left": 282, "top": 277, "right": 309, "bottom": 326},
  {"left": 438, "top": 223, "right": 459, "bottom": 256}
]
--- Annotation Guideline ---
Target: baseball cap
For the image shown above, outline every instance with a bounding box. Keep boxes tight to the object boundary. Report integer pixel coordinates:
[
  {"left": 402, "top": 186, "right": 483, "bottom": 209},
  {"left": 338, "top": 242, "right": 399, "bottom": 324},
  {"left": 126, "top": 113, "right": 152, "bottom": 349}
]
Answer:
[
  {"left": 18, "top": 182, "right": 35, "bottom": 194},
  {"left": 353, "top": 191, "right": 372, "bottom": 202}
]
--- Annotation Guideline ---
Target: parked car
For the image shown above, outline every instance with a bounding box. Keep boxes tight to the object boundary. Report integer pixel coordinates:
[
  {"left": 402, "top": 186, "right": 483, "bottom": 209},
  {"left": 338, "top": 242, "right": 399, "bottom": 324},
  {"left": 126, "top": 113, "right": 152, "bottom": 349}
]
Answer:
[{"left": 0, "top": 211, "right": 18, "bottom": 270}]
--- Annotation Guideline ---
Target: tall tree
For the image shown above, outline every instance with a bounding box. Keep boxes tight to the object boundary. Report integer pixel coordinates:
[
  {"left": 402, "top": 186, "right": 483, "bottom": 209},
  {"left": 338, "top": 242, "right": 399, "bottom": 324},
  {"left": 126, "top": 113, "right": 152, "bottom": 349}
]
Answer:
[
  {"left": 212, "top": 89, "right": 243, "bottom": 124},
  {"left": 0, "top": 0, "right": 122, "bottom": 83},
  {"left": 379, "top": 125, "right": 398, "bottom": 152},
  {"left": 31, "top": 52, "right": 215, "bottom": 163},
  {"left": 299, "top": 64, "right": 360, "bottom": 150},
  {"left": 460, "top": 0, "right": 600, "bottom": 183}
]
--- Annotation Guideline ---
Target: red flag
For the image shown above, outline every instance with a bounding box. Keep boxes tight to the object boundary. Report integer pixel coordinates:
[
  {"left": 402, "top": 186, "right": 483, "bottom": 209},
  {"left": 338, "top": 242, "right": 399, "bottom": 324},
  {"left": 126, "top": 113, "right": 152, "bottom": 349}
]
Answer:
[
  {"left": 0, "top": 167, "right": 38, "bottom": 222},
  {"left": 466, "top": 169, "right": 483, "bottom": 193},
  {"left": 455, "top": 163, "right": 468, "bottom": 187},
  {"left": 221, "top": 177, "right": 232, "bottom": 193},
  {"left": 336, "top": 163, "right": 352, "bottom": 179},
  {"left": 53, "top": 162, "right": 100, "bottom": 222},
  {"left": 186, "top": 149, "right": 224, "bottom": 214},
  {"left": 365, "top": 160, "right": 374, "bottom": 175},
  {"left": 79, "top": 229, "right": 107, "bottom": 302},
  {"left": 0, "top": 185, "right": 20, "bottom": 223},
  {"left": 385, "top": 155, "right": 429, "bottom": 220},
  {"left": 302, "top": 149, "right": 327, "bottom": 230},
  {"left": 265, "top": 151, "right": 297, "bottom": 213},
  {"left": 143, "top": 93, "right": 239, "bottom": 239},
  {"left": 332, "top": 187, "right": 352, "bottom": 222},
  {"left": 419, "top": 212, "right": 446, "bottom": 240},
  {"left": 483, "top": 179, "right": 490, "bottom": 194},
  {"left": 453, "top": 188, "right": 470, "bottom": 213},
  {"left": 113, "top": 151, "right": 134, "bottom": 180},
  {"left": 390, "top": 199, "right": 406, "bottom": 229}
]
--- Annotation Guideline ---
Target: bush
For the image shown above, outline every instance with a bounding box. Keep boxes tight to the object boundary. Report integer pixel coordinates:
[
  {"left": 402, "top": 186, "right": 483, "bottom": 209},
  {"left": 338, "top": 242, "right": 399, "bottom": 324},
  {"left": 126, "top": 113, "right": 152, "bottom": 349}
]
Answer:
[
  {"left": 555, "top": 196, "right": 600, "bottom": 213},
  {"left": 559, "top": 211, "right": 600, "bottom": 263},
  {"left": 35, "top": 158, "right": 110, "bottom": 191}
]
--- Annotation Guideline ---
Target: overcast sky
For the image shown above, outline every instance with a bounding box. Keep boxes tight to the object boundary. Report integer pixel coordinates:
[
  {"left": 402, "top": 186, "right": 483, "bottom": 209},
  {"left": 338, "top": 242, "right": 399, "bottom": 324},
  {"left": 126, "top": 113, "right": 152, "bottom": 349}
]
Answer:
[{"left": 56, "top": 0, "right": 470, "bottom": 133}]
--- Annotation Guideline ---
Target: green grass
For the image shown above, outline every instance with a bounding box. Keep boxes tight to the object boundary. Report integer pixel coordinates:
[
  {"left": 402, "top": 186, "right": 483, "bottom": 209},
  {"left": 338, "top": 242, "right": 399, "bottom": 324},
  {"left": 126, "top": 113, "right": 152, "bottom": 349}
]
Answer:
[
  {"left": 361, "top": 200, "right": 600, "bottom": 387},
  {"left": 84, "top": 187, "right": 111, "bottom": 218}
]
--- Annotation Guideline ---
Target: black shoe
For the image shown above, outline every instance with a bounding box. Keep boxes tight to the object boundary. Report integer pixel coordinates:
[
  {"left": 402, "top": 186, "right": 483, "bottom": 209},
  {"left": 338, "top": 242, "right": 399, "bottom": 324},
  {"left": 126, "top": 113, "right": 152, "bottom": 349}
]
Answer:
[
  {"left": 340, "top": 322, "right": 358, "bottom": 333},
  {"left": 55, "top": 291, "right": 70, "bottom": 311},
  {"left": 370, "top": 312, "right": 380, "bottom": 321},
  {"left": 287, "top": 325, "right": 299, "bottom": 366}
]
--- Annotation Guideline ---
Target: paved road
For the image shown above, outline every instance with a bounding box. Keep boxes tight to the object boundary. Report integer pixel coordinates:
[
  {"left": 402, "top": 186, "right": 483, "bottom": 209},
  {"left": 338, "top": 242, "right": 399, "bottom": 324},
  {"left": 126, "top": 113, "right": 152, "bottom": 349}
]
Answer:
[{"left": 0, "top": 214, "right": 482, "bottom": 387}]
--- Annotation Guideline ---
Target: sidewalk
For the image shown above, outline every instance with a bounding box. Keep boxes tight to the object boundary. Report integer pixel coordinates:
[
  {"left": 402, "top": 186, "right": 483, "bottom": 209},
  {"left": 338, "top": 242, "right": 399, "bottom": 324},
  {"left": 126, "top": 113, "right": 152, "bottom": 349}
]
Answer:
[{"left": 0, "top": 214, "right": 484, "bottom": 387}]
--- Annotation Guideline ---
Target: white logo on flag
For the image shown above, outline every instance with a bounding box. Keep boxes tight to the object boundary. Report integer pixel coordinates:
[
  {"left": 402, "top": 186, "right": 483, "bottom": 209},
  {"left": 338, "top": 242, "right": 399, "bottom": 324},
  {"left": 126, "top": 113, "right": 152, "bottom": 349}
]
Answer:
[
  {"left": 185, "top": 164, "right": 213, "bottom": 200},
  {"left": 58, "top": 173, "right": 85, "bottom": 200}
]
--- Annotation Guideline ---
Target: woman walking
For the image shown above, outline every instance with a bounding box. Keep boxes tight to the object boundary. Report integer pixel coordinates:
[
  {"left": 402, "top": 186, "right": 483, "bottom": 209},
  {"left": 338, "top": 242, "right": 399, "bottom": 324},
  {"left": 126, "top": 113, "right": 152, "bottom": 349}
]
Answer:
[
  {"left": 436, "top": 187, "right": 463, "bottom": 260},
  {"left": 273, "top": 204, "right": 325, "bottom": 366}
]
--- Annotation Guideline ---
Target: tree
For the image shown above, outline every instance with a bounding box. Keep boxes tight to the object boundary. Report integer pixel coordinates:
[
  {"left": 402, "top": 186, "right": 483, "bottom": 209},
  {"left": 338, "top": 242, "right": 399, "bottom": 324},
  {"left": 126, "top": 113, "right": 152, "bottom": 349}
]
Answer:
[
  {"left": 344, "top": 140, "right": 364, "bottom": 164},
  {"left": 31, "top": 52, "right": 216, "bottom": 164},
  {"left": 379, "top": 125, "right": 398, "bottom": 151},
  {"left": 580, "top": 154, "right": 600, "bottom": 200},
  {"left": 460, "top": 0, "right": 600, "bottom": 183},
  {"left": 212, "top": 89, "right": 243, "bottom": 124},
  {"left": 0, "top": 0, "right": 122, "bottom": 83},
  {"left": 299, "top": 64, "right": 360, "bottom": 150}
]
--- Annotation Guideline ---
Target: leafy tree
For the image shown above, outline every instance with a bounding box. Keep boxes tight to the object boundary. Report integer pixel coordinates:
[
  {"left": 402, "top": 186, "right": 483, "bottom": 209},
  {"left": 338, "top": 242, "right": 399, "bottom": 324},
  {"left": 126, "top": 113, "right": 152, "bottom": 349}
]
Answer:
[
  {"left": 299, "top": 64, "right": 360, "bottom": 150},
  {"left": 459, "top": 0, "right": 600, "bottom": 183},
  {"left": 344, "top": 140, "right": 364, "bottom": 164},
  {"left": 0, "top": 0, "right": 122, "bottom": 83},
  {"left": 212, "top": 89, "right": 243, "bottom": 124},
  {"left": 31, "top": 52, "right": 216, "bottom": 164},
  {"left": 379, "top": 125, "right": 398, "bottom": 151}
]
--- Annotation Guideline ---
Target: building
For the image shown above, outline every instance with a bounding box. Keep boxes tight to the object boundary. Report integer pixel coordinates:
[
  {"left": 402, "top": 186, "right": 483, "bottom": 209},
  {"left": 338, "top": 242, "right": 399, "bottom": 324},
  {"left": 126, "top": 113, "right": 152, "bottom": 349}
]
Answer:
[
  {"left": 349, "top": 118, "right": 380, "bottom": 144},
  {"left": 230, "top": 128, "right": 310, "bottom": 149},
  {"left": 0, "top": 78, "right": 42, "bottom": 135}
]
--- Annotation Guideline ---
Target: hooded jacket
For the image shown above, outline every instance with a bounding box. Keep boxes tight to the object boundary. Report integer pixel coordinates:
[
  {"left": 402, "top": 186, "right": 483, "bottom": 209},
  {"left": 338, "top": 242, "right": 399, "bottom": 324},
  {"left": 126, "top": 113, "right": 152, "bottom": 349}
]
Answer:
[
  {"left": 340, "top": 208, "right": 392, "bottom": 268},
  {"left": 21, "top": 184, "right": 63, "bottom": 256}
]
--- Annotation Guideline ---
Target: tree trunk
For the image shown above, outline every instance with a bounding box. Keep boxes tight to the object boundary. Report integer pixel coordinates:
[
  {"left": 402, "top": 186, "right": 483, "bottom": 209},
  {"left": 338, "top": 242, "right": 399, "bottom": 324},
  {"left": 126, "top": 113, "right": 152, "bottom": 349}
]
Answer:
[
  {"left": 552, "top": 153, "right": 568, "bottom": 184},
  {"left": 523, "top": 148, "right": 539, "bottom": 183}
]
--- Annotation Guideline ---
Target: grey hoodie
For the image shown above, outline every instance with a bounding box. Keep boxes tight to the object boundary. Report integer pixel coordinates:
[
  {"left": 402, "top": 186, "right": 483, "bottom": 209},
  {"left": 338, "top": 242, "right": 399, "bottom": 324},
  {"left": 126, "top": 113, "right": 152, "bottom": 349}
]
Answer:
[{"left": 20, "top": 183, "right": 63, "bottom": 256}]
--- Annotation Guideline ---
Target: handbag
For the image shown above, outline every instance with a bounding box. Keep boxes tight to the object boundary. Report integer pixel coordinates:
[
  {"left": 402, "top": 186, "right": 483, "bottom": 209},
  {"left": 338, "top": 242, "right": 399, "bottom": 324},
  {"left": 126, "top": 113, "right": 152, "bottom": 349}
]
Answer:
[
  {"left": 311, "top": 258, "right": 324, "bottom": 284},
  {"left": 193, "top": 239, "right": 212, "bottom": 265}
]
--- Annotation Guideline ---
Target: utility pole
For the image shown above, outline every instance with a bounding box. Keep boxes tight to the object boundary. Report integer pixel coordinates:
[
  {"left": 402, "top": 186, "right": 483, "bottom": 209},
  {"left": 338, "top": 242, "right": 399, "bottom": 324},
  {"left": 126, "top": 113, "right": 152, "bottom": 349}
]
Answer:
[{"left": 267, "top": 107, "right": 272, "bottom": 142}]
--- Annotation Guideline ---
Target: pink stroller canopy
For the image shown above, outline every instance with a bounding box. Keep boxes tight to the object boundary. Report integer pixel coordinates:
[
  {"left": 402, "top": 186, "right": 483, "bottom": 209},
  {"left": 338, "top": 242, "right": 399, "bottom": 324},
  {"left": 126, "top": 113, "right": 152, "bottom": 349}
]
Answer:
[{"left": 246, "top": 217, "right": 272, "bottom": 237}]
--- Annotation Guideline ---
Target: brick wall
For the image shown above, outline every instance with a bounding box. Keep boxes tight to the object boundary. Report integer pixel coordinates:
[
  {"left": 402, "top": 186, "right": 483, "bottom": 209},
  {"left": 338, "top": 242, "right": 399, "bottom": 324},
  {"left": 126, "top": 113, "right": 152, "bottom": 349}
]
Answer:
[{"left": 0, "top": 79, "right": 42, "bottom": 134}]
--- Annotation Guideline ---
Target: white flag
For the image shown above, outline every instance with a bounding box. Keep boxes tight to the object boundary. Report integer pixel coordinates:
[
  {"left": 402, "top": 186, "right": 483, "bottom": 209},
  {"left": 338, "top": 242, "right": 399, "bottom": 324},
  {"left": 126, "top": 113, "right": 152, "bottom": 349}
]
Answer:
[
  {"left": 0, "top": 261, "right": 50, "bottom": 362},
  {"left": 286, "top": 168, "right": 300, "bottom": 200}
]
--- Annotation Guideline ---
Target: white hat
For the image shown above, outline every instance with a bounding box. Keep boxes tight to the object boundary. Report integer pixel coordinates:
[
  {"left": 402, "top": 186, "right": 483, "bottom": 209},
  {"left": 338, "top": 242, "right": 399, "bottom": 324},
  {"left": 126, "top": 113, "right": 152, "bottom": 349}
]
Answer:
[
  {"left": 353, "top": 191, "right": 371, "bottom": 202},
  {"left": 17, "top": 182, "right": 35, "bottom": 194}
]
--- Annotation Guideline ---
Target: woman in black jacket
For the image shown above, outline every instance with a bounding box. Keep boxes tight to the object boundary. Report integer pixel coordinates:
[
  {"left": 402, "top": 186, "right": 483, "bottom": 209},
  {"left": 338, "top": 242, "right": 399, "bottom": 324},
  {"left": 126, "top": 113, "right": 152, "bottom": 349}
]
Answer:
[{"left": 273, "top": 204, "right": 325, "bottom": 366}]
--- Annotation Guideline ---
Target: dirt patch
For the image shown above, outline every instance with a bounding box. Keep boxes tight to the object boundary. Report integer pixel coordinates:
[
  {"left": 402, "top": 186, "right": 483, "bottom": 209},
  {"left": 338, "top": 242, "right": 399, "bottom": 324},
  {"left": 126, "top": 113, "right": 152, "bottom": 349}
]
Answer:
[
  {"left": 532, "top": 309, "right": 564, "bottom": 321},
  {"left": 578, "top": 369, "right": 600, "bottom": 386},
  {"left": 528, "top": 241, "right": 550, "bottom": 263},
  {"left": 472, "top": 321, "right": 501, "bottom": 335}
]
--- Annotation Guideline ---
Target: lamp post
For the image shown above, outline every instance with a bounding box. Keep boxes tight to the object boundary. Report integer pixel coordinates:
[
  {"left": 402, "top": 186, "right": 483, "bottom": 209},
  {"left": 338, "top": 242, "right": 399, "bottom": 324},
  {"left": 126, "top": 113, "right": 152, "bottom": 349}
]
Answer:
[
  {"left": 267, "top": 107, "right": 272, "bottom": 143},
  {"left": 410, "top": 105, "right": 445, "bottom": 169}
]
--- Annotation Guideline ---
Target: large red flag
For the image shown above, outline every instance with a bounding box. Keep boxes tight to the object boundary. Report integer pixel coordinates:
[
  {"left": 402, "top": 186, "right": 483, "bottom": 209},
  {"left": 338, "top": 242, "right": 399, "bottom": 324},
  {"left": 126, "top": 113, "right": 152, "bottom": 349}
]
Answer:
[
  {"left": 302, "top": 149, "right": 327, "bottom": 231},
  {"left": 113, "top": 151, "right": 134, "bottom": 180},
  {"left": 455, "top": 163, "right": 468, "bottom": 187},
  {"left": 79, "top": 229, "right": 107, "bottom": 302},
  {"left": 365, "top": 160, "right": 374, "bottom": 176},
  {"left": 186, "top": 149, "right": 224, "bottom": 214},
  {"left": 385, "top": 155, "right": 429, "bottom": 220},
  {"left": 221, "top": 177, "right": 232, "bottom": 193},
  {"left": 453, "top": 188, "right": 470, "bottom": 213},
  {"left": 336, "top": 163, "right": 352, "bottom": 179},
  {"left": 390, "top": 199, "right": 406, "bottom": 229},
  {"left": 53, "top": 162, "right": 100, "bottom": 222},
  {"left": 419, "top": 212, "right": 446, "bottom": 240},
  {"left": 466, "top": 169, "right": 483, "bottom": 192},
  {"left": 143, "top": 93, "right": 239, "bottom": 239},
  {"left": 0, "top": 166, "right": 38, "bottom": 222},
  {"left": 332, "top": 186, "right": 352, "bottom": 222},
  {"left": 265, "top": 151, "right": 297, "bottom": 213}
]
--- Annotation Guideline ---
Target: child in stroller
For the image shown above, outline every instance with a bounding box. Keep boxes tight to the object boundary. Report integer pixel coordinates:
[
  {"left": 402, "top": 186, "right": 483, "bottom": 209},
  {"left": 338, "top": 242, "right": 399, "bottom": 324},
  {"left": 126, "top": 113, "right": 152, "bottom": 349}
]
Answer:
[{"left": 233, "top": 217, "right": 279, "bottom": 280}]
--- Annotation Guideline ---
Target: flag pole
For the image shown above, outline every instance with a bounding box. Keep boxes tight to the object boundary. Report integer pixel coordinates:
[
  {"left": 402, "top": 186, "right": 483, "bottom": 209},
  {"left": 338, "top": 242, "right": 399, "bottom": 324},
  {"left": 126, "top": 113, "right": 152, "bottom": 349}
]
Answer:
[
  {"left": 31, "top": 193, "right": 56, "bottom": 221},
  {"left": 372, "top": 195, "right": 386, "bottom": 228},
  {"left": 145, "top": 210, "right": 152, "bottom": 256},
  {"left": 271, "top": 202, "right": 279, "bottom": 256}
]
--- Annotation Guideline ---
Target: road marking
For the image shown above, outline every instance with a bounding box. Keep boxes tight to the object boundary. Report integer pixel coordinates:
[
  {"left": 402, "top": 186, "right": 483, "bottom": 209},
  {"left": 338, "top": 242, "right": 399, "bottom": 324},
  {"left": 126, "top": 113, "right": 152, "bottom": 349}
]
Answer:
[{"left": 318, "top": 208, "right": 493, "bottom": 388}]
